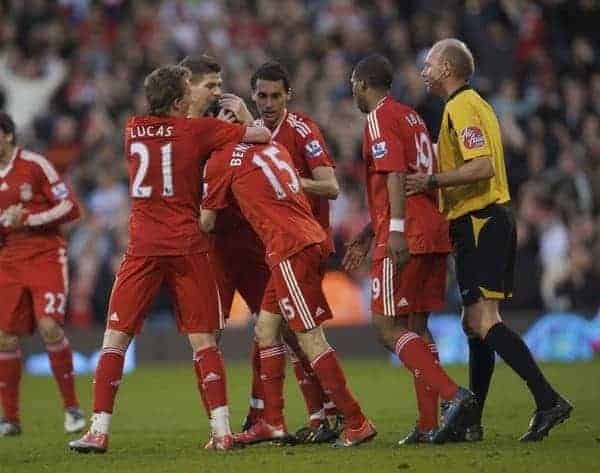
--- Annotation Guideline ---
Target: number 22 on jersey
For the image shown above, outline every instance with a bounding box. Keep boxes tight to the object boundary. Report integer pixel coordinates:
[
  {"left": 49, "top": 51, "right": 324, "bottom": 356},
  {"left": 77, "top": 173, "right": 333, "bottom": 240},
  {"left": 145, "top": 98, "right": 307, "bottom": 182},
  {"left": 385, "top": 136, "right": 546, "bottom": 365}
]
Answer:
[
  {"left": 130, "top": 141, "right": 174, "bottom": 198},
  {"left": 251, "top": 146, "right": 300, "bottom": 199}
]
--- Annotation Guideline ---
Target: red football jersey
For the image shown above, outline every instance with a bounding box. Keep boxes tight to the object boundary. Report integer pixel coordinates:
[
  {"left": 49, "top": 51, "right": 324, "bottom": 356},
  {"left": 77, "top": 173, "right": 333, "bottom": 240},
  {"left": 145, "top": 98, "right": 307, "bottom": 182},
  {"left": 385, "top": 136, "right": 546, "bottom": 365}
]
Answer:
[
  {"left": 203, "top": 142, "right": 326, "bottom": 267},
  {"left": 124, "top": 115, "right": 246, "bottom": 256},
  {"left": 0, "top": 147, "right": 80, "bottom": 260},
  {"left": 257, "top": 110, "right": 335, "bottom": 251},
  {"left": 362, "top": 96, "right": 451, "bottom": 259}
]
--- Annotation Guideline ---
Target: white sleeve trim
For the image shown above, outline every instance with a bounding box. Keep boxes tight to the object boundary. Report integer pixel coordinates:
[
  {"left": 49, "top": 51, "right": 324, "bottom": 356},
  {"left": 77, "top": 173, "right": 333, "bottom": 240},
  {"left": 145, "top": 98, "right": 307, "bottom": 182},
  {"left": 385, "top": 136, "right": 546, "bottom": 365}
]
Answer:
[{"left": 26, "top": 200, "right": 73, "bottom": 227}]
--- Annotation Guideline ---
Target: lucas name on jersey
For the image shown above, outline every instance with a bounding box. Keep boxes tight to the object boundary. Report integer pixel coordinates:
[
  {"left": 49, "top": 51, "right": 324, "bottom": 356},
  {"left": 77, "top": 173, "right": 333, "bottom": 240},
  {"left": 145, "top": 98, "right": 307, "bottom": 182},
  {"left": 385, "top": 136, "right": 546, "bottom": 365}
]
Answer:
[{"left": 129, "top": 124, "right": 174, "bottom": 139}]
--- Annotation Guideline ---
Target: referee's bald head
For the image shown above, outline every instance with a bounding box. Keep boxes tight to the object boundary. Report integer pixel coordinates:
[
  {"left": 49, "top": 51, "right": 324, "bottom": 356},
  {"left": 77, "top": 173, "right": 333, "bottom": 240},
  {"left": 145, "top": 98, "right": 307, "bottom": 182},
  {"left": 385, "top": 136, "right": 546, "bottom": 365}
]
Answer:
[{"left": 431, "top": 39, "right": 475, "bottom": 82}]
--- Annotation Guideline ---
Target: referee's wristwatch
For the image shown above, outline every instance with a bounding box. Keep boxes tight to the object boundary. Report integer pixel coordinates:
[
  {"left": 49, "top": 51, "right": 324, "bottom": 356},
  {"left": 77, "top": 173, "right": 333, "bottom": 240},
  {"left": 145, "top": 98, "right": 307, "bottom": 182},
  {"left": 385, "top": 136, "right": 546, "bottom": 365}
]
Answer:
[{"left": 426, "top": 174, "right": 438, "bottom": 190}]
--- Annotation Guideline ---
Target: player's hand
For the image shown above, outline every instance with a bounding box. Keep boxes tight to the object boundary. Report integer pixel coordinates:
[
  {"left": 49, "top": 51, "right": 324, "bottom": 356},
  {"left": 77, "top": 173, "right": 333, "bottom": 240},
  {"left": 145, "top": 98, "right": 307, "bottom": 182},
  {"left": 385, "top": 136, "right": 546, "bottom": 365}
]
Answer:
[
  {"left": 219, "top": 93, "right": 254, "bottom": 124},
  {"left": 342, "top": 233, "right": 373, "bottom": 272},
  {"left": 216, "top": 108, "right": 237, "bottom": 123},
  {"left": 405, "top": 169, "right": 429, "bottom": 196},
  {"left": 1, "top": 204, "right": 26, "bottom": 229},
  {"left": 387, "top": 231, "right": 409, "bottom": 268}
]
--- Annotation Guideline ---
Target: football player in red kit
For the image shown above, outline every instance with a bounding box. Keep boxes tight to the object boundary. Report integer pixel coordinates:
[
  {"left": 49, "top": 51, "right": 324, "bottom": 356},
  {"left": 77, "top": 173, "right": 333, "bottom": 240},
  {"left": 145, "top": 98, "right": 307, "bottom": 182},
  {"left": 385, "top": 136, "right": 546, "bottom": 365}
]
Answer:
[
  {"left": 246, "top": 62, "right": 342, "bottom": 442},
  {"left": 69, "top": 65, "right": 270, "bottom": 453},
  {"left": 0, "top": 112, "right": 85, "bottom": 437},
  {"left": 344, "top": 54, "right": 477, "bottom": 444},
  {"left": 201, "top": 142, "right": 376, "bottom": 448}
]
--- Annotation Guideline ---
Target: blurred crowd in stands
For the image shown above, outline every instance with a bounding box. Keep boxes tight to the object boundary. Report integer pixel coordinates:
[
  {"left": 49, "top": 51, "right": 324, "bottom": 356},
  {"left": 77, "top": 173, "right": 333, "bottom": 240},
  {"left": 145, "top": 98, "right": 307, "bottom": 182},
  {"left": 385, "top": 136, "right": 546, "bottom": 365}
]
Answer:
[{"left": 1, "top": 0, "right": 599, "bottom": 326}]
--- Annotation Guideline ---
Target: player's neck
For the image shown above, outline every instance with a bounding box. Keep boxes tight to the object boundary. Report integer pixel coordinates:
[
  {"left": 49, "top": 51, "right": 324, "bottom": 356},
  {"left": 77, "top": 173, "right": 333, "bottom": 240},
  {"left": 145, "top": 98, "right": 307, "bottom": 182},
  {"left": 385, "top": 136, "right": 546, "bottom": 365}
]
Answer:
[
  {"left": 0, "top": 145, "right": 15, "bottom": 167},
  {"left": 442, "top": 80, "right": 469, "bottom": 101},
  {"left": 366, "top": 91, "right": 388, "bottom": 113},
  {"left": 264, "top": 109, "right": 286, "bottom": 132}
]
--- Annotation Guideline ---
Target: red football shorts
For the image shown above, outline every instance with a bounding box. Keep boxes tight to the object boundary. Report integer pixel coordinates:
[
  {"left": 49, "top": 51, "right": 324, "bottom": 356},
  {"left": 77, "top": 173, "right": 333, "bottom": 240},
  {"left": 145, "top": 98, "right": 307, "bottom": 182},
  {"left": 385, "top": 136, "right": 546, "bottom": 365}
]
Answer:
[
  {"left": 107, "top": 252, "right": 223, "bottom": 334},
  {"left": 0, "top": 247, "right": 69, "bottom": 336},
  {"left": 370, "top": 253, "right": 448, "bottom": 316},
  {"left": 261, "top": 244, "right": 333, "bottom": 332},
  {"left": 211, "top": 230, "right": 270, "bottom": 317}
]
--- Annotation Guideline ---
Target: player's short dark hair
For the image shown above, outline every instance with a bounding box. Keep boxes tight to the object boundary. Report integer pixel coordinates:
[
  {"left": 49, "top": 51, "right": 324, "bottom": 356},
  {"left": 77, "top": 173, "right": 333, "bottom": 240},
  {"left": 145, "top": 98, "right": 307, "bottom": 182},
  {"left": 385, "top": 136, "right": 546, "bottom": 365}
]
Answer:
[
  {"left": 251, "top": 62, "right": 291, "bottom": 92},
  {"left": 0, "top": 112, "right": 16, "bottom": 144},
  {"left": 178, "top": 55, "right": 221, "bottom": 82},
  {"left": 144, "top": 65, "right": 190, "bottom": 116},
  {"left": 353, "top": 54, "right": 394, "bottom": 91}
]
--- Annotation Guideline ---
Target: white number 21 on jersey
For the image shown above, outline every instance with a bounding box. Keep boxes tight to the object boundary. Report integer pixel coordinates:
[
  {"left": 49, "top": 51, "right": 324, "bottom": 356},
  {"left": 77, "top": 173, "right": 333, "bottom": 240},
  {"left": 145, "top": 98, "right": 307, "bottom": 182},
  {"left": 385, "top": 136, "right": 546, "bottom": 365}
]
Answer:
[{"left": 130, "top": 141, "right": 174, "bottom": 197}]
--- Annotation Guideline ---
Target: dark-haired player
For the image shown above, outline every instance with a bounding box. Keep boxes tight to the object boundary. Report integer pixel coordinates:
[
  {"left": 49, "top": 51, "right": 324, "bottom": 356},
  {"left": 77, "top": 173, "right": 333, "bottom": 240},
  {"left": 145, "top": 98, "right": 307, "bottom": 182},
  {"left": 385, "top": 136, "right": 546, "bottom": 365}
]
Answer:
[
  {"left": 246, "top": 61, "right": 342, "bottom": 443},
  {"left": 346, "top": 54, "right": 477, "bottom": 444}
]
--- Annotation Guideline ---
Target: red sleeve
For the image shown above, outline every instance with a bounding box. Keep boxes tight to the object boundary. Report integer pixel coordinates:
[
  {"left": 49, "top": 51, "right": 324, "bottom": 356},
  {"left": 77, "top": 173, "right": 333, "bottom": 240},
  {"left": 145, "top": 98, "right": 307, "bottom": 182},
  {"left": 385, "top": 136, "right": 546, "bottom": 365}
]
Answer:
[
  {"left": 367, "top": 108, "right": 407, "bottom": 173},
  {"left": 299, "top": 120, "right": 334, "bottom": 170},
  {"left": 202, "top": 152, "right": 234, "bottom": 211},
  {"left": 192, "top": 117, "right": 247, "bottom": 156},
  {"left": 25, "top": 158, "right": 81, "bottom": 227}
]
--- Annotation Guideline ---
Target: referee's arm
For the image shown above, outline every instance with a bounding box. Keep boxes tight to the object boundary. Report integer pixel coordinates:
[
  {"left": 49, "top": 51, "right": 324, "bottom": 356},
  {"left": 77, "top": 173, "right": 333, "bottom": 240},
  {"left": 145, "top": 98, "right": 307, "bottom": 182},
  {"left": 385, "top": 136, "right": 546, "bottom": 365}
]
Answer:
[{"left": 406, "top": 156, "right": 493, "bottom": 195}]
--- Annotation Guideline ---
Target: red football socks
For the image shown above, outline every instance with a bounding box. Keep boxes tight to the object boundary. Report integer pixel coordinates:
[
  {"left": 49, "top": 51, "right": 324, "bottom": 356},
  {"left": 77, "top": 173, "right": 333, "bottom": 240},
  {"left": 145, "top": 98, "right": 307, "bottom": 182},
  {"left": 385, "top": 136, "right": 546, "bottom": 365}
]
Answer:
[
  {"left": 93, "top": 347, "right": 125, "bottom": 414},
  {"left": 395, "top": 332, "right": 457, "bottom": 401},
  {"left": 46, "top": 337, "right": 79, "bottom": 409},
  {"left": 259, "top": 344, "right": 286, "bottom": 426},
  {"left": 248, "top": 339, "right": 264, "bottom": 422},
  {"left": 290, "top": 349, "right": 326, "bottom": 423},
  {"left": 193, "top": 347, "right": 228, "bottom": 414},
  {"left": 0, "top": 349, "right": 22, "bottom": 423},
  {"left": 311, "top": 348, "right": 365, "bottom": 430},
  {"left": 414, "top": 343, "right": 440, "bottom": 430}
]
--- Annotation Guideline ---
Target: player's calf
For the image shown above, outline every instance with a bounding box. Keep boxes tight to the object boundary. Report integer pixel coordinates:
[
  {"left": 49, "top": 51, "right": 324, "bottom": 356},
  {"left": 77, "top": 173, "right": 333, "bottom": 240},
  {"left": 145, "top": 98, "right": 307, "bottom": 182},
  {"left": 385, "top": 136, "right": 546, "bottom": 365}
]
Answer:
[
  {"left": 296, "top": 327, "right": 376, "bottom": 446},
  {"left": 0, "top": 333, "right": 22, "bottom": 433}
]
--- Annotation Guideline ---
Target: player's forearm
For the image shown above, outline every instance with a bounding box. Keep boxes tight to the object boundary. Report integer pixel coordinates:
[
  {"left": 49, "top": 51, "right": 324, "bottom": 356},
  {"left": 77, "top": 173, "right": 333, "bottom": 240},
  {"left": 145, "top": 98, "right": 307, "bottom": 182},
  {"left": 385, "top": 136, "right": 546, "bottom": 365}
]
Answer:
[
  {"left": 431, "top": 157, "right": 494, "bottom": 188},
  {"left": 300, "top": 177, "right": 339, "bottom": 199},
  {"left": 25, "top": 200, "right": 79, "bottom": 227},
  {"left": 387, "top": 172, "right": 406, "bottom": 220},
  {"left": 242, "top": 126, "right": 271, "bottom": 143}
]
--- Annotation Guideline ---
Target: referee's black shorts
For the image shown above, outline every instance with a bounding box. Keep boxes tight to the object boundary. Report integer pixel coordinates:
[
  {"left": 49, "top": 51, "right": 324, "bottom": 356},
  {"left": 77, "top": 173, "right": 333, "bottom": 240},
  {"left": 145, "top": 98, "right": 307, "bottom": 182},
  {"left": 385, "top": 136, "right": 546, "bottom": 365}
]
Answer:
[{"left": 450, "top": 203, "right": 516, "bottom": 306}]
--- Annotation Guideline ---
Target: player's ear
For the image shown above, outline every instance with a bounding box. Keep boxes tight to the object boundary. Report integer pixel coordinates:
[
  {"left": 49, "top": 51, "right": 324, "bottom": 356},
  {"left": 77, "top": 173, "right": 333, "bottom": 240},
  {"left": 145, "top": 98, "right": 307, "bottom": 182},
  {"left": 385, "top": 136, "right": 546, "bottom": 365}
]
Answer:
[{"left": 286, "top": 88, "right": 293, "bottom": 101}]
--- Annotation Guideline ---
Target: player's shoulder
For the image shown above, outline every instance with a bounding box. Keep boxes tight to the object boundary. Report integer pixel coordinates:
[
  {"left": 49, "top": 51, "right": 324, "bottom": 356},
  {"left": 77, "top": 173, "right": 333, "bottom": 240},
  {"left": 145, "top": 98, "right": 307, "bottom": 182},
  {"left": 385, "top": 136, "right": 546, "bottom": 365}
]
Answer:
[
  {"left": 286, "top": 111, "right": 320, "bottom": 138},
  {"left": 446, "top": 87, "right": 486, "bottom": 115},
  {"left": 17, "top": 148, "right": 60, "bottom": 184},
  {"left": 366, "top": 97, "right": 406, "bottom": 139},
  {"left": 209, "top": 142, "right": 256, "bottom": 170}
]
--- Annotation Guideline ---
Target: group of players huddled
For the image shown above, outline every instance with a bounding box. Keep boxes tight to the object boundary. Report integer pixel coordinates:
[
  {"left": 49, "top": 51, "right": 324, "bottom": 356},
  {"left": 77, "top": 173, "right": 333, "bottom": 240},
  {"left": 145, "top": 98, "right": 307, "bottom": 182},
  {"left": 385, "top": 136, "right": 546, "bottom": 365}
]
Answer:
[{"left": 0, "top": 38, "right": 572, "bottom": 452}]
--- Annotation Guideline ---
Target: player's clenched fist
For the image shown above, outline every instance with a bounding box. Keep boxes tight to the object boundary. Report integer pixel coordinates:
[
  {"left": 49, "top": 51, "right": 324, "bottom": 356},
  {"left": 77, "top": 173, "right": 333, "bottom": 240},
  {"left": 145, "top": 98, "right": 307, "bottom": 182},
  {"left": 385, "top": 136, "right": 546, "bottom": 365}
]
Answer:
[{"left": 0, "top": 203, "right": 26, "bottom": 229}]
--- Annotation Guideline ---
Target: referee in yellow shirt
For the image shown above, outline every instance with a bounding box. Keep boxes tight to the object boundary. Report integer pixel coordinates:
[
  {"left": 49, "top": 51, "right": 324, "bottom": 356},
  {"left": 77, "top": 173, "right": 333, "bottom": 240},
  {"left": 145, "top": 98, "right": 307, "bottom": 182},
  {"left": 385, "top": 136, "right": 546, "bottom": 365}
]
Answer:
[{"left": 406, "top": 39, "right": 571, "bottom": 442}]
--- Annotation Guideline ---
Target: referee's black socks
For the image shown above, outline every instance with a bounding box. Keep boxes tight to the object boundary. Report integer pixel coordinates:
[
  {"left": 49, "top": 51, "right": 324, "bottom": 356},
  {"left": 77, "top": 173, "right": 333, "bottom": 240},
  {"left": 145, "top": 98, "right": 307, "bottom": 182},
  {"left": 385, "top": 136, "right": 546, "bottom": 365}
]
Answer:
[
  {"left": 468, "top": 337, "right": 495, "bottom": 423},
  {"left": 484, "top": 323, "right": 558, "bottom": 411}
]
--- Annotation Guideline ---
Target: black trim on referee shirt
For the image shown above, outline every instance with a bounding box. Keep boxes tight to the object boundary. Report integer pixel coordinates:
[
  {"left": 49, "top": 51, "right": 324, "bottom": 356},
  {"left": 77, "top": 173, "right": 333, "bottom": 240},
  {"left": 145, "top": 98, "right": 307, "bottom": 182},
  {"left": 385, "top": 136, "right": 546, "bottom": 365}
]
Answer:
[{"left": 446, "top": 84, "right": 471, "bottom": 103}]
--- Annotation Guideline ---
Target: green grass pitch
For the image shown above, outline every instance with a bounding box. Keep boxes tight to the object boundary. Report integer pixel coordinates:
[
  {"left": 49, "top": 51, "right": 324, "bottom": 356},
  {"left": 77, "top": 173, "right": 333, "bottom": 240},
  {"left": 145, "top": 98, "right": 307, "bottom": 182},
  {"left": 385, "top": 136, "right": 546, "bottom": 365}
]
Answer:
[{"left": 2, "top": 358, "right": 599, "bottom": 472}]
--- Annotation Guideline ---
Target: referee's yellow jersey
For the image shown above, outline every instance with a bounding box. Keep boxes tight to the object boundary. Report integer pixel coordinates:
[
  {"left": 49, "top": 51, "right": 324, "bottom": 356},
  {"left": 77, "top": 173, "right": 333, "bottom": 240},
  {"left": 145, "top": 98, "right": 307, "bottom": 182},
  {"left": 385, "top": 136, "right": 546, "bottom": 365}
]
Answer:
[{"left": 437, "top": 85, "right": 510, "bottom": 220}]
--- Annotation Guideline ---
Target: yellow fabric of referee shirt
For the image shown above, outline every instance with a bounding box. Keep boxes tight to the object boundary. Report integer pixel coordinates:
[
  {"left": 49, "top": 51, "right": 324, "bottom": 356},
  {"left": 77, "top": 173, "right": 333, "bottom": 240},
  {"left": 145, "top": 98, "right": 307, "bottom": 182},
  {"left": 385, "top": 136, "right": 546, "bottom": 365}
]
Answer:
[{"left": 437, "top": 85, "right": 510, "bottom": 220}]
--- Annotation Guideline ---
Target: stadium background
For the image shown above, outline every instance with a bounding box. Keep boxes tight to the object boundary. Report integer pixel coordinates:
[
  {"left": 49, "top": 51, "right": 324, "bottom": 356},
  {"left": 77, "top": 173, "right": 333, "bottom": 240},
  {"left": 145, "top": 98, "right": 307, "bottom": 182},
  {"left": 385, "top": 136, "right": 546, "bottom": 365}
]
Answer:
[{"left": 1, "top": 0, "right": 599, "bottom": 363}]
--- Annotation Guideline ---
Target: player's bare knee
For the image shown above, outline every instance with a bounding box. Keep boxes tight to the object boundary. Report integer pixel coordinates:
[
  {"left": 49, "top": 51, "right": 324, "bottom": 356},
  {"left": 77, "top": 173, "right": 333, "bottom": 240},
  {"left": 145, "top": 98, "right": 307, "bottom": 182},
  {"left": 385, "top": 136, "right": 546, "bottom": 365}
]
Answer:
[
  {"left": 296, "top": 326, "right": 330, "bottom": 362},
  {"left": 37, "top": 317, "right": 64, "bottom": 344},
  {"left": 408, "top": 312, "right": 429, "bottom": 336},
  {"left": 188, "top": 332, "right": 216, "bottom": 352},
  {"left": 102, "top": 329, "right": 132, "bottom": 350},
  {"left": 255, "top": 311, "right": 282, "bottom": 347},
  {"left": 0, "top": 331, "right": 19, "bottom": 351},
  {"left": 372, "top": 314, "right": 397, "bottom": 352}
]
